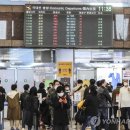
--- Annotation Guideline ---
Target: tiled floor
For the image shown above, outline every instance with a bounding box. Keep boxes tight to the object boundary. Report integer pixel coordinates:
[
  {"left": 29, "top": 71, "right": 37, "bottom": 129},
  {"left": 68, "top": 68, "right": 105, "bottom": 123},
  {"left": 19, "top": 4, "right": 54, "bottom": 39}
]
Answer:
[
  {"left": 2, "top": 120, "right": 76, "bottom": 130},
  {"left": 3, "top": 120, "right": 125, "bottom": 130}
]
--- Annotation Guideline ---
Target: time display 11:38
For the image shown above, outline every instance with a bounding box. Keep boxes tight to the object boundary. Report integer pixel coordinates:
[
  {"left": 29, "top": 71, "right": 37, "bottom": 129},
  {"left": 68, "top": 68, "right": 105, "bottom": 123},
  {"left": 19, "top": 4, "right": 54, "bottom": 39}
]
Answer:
[{"left": 98, "top": 6, "right": 112, "bottom": 12}]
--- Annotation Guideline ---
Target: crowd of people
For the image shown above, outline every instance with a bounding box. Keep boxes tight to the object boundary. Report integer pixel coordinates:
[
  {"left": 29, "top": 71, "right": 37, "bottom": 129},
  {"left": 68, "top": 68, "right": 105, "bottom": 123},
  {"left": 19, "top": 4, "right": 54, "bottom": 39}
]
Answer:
[{"left": 0, "top": 79, "right": 129, "bottom": 130}]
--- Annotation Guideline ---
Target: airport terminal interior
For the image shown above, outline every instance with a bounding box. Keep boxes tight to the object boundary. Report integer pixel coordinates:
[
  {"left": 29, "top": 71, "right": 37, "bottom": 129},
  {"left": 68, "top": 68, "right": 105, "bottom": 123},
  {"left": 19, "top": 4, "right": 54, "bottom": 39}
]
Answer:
[{"left": 1, "top": 0, "right": 130, "bottom": 130}]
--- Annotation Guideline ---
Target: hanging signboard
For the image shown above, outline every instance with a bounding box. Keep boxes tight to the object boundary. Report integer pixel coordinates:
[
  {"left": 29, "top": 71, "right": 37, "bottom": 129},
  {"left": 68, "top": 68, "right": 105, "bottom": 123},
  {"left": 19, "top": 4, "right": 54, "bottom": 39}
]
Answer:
[{"left": 57, "top": 62, "right": 72, "bottom": 77}]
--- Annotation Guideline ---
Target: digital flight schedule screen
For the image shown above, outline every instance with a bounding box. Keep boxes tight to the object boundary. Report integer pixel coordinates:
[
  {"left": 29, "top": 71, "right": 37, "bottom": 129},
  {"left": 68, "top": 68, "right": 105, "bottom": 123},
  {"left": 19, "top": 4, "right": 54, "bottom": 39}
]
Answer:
[{"left": 24, "top": 4, "right": 113, "bottom": 48}]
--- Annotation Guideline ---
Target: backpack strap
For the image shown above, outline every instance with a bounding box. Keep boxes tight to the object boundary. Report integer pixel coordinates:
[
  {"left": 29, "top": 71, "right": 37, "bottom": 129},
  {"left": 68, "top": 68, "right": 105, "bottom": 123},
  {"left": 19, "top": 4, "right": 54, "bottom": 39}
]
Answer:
[{"left": 74, "top": 86, "right": 82, "bottom": 93}]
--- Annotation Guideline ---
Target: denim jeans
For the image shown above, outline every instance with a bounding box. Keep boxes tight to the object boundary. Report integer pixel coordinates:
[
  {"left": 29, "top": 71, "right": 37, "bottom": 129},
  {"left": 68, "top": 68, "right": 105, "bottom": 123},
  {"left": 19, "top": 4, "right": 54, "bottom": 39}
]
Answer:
[
  {"left": 98, "top": 108, "right": 109, "bottom": 130},
  {"left": 82, "top": 116, "right": 96, "bottom": 130}
]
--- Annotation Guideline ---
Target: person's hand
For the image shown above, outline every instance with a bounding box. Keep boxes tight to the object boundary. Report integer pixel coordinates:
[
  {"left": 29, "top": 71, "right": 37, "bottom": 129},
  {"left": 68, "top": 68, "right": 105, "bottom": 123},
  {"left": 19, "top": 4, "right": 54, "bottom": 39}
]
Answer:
[
  {"left": 63, "top": 98, "right": 67, "bottom": 104},
  {"left": 59, "top": 98, "right": 63, "bottom": 103}
]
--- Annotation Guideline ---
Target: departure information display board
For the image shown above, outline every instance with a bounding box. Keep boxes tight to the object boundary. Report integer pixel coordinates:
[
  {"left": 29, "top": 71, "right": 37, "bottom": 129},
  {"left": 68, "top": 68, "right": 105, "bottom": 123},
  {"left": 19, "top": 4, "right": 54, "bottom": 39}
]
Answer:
[{"left": 24, "top": 4, "right": 113, "bottom": 48}]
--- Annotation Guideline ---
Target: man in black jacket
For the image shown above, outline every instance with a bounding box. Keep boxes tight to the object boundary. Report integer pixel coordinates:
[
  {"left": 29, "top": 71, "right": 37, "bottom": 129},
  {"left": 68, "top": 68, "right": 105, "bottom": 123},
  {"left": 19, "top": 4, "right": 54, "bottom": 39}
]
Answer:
[
  {"left": 0, "top": 82, "right": 6, "bottom": 111},
  {"left": 20, "top": 84, "right": 30, "bottom": 130},
  {"left": 97, "top": 79, "right": 112, "bottom": 130},
  {"left": 24, "top": 86, "right": 39, "bottom": 130},
  {"left": 84, "top": 79, "right": 96, "bottom": 99}
]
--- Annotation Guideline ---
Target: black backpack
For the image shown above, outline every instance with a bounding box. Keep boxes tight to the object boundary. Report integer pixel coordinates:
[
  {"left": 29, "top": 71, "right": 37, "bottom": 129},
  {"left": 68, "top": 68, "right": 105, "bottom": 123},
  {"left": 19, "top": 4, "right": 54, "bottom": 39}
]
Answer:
[
  {"left": 25, "top": 95, "right": 39, "bottom": 113},
  {"left": 21, "top": 92, "right": 29, "bottom": 109},
  {"left": 97, "top": 90, "right": 105, "bottom": 106},
  {"left": 24, "top": 95, "right": 33, "bottom": 111}
]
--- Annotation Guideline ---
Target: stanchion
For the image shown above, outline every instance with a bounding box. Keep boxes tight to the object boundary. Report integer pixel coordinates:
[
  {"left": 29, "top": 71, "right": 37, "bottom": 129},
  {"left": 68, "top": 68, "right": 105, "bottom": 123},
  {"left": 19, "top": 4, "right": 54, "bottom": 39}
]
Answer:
[
  {"left": 117, "top": 109, "right": 121, "bottom": 130},
  {"left": 70, "top": 96, "right": 74, "bottom": 129},
  {"left": 0, "top": 111, "right": 2, "bottom": 130},
  {"left": 0, "top": 111, "right": 4, "bottom": 130},
  {"left": 2, "top": 110, "right": 4, "bottom": 130}
]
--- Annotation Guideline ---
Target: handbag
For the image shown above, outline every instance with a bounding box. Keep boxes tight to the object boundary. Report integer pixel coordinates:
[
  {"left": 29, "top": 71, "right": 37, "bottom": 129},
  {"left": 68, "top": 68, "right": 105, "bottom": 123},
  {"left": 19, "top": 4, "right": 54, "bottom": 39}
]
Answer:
[
  {"left": 77, "top": 100, "right": 85, "bottom": 109},
  {"left": 75, "top": 107, "right": 86, "bottom": 124}
]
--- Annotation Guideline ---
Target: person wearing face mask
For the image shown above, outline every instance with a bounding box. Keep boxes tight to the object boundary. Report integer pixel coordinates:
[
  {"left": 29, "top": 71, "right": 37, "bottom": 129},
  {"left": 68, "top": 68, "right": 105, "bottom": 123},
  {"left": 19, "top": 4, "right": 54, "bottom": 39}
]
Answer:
[
  {"left": 46, "top": 80, "right": 60, "bottom": 127},
  {"left": 47, "top": 80, "right": 60, "bottom": 105},
  {"left": 64, "top": 84, "right": 71, "bottom": 121},
  {"left": 65, "top": 84, "right": 71, "bottom": 95},
  {"left": 52, "top": 86, "right": 71, "bottom": 130},
  {"left": 119, "top": 81, "right": 130, "bottom": 130},
  {"left": 72, "top": 80, "right": 85, "bottom": 111},
  {"left": 73, "top": 79, "right": 85, "bottom": 101}
]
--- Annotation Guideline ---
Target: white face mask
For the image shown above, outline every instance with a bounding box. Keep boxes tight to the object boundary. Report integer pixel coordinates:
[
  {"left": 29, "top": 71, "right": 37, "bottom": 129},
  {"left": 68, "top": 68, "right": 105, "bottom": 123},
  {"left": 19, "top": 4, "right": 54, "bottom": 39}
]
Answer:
[
  {"left": 124, "top": 82, "right": 128, "bottom": 87},
  {"left": 58, "top": 92, "right": 64, "bottom": 97},
  {"left": 55, "top": 85, "right": 59, "bottom": 90}
]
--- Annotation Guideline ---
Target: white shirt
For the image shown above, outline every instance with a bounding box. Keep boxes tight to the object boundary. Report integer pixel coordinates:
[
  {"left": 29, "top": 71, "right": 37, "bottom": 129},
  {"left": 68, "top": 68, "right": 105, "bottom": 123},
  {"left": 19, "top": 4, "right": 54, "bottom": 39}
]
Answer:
[{"left": 119, "top": 86, "right": 130, "bottom": 108}]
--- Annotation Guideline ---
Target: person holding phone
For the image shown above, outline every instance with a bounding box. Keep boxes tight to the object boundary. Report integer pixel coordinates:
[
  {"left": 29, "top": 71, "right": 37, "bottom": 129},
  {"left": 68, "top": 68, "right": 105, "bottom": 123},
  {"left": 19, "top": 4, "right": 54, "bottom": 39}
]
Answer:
[{"left": 52, "top": 86, "right": 71, "bottom": 130}]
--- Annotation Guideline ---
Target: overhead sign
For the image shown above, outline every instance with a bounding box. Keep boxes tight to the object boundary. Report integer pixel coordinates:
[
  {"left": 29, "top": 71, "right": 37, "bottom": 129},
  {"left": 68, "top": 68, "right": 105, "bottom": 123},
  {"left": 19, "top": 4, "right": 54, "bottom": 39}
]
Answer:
[{"left": 57, "top": 62, "right": 72, "bottom": 77}]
